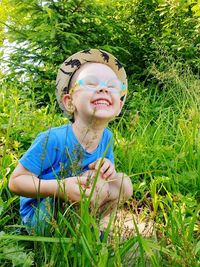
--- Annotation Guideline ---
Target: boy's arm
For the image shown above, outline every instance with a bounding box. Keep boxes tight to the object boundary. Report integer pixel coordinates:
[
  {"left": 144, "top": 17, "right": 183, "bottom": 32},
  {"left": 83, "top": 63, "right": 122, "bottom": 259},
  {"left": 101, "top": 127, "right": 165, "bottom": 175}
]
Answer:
[{"left": 9, "top": 163, "right": 91, "bottom": 201}]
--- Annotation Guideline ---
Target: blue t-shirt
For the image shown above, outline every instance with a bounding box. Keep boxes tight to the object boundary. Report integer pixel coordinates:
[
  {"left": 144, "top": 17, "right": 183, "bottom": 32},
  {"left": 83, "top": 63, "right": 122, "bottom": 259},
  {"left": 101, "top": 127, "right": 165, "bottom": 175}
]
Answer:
[{"left": 19, "top": 124, "right": 114, "bottom": 223}]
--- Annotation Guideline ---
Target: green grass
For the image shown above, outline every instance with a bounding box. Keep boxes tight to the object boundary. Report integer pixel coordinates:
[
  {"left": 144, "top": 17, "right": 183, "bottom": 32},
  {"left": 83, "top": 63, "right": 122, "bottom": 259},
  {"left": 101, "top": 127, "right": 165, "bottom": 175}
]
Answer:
[{"left": 0, "top": 66, "right": 199, "bottom": 266}]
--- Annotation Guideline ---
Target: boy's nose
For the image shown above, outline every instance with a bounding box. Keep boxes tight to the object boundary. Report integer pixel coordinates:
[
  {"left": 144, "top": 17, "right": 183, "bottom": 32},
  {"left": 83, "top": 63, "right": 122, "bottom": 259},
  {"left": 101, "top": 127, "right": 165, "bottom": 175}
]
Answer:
[
  {"left": 97, "top": 87, "right": 109, "bottom": 93},
  {"left": 97, "top": 82, "right": 109, "bottom": 93}
]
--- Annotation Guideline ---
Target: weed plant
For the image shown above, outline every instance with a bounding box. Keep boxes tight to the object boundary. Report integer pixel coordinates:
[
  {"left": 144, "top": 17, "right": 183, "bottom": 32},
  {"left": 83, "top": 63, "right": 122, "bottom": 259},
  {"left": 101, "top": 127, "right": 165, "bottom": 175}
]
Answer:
[{"left": 0, "top": 65, "right": 199, "bottom": 266}]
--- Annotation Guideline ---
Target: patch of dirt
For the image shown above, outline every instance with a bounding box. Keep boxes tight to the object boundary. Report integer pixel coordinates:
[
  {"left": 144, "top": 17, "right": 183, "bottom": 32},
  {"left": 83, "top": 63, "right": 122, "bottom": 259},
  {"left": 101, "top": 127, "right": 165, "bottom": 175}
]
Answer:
[{"left": 100, "top": 209, "right": 155, "bottom": 239}]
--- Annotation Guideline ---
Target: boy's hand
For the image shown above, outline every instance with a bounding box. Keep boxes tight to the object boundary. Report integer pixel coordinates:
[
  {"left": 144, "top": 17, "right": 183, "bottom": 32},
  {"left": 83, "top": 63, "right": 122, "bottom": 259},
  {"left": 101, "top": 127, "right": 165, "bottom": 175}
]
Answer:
[
  {"left": 88, "top": 158, "right": 116, "bottom": 180},
  {"left": 60, "top": 176, "right": 91, "bottom": 202}
]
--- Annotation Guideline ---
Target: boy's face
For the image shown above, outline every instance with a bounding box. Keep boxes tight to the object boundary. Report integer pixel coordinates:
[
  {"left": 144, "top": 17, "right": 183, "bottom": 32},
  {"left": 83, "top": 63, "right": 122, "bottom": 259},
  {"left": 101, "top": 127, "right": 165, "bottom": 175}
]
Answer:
[{"left": 63, "top": 63, "right": 123, "bottom": 124}]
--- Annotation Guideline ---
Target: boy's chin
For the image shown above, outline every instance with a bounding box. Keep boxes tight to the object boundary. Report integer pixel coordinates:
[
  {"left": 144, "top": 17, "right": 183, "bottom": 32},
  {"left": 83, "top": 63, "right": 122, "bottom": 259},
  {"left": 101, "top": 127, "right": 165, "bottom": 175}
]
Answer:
[{"left": 91, "top": 113, "right": 116, "bottom": 123}]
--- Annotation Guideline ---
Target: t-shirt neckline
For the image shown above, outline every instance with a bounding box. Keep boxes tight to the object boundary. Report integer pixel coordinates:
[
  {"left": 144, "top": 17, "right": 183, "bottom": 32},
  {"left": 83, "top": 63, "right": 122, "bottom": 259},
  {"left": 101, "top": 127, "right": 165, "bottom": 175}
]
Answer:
[{"left": 69, "top": 124, "right": 104, "bottom": 155}]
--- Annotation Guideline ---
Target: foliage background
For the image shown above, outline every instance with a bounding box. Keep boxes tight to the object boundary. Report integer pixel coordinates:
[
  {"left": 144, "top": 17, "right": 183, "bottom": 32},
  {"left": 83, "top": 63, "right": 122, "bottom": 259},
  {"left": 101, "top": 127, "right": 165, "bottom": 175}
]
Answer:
[
  {"left": 1, "top": 0, "right": 200, "bottom": 102},
  {"left": 0, "top": 0, "right": 200, "bottom": 266}
]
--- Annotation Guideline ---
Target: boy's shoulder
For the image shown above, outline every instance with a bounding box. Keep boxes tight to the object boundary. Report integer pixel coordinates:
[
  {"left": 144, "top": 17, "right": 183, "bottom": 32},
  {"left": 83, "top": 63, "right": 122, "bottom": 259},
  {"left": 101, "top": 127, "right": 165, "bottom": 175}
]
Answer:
[
  {"left": 35, "top": 124, "right": 72, "bottom": 144},
  {"left": 103, "top": 127, "right": 113, "bottom": 137},
  {"left": 40, "top": 124, "right": 71, "bottom": 136},
  {"left": 102, "top": 128, "right": 113, "bottom": 144}
]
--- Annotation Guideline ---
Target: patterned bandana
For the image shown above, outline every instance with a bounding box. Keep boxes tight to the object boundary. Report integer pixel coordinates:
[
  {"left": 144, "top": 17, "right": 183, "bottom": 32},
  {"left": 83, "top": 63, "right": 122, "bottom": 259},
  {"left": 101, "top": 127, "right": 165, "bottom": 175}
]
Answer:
[{"left": 56, "top": 48, "right": 128, "bottom": 113}]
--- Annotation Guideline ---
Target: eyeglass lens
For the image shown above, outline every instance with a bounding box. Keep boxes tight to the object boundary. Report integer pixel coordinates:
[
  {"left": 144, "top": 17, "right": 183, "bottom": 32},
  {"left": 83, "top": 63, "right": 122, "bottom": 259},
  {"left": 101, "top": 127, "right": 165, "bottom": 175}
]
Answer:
[{"left": 77, "top": 76, "right": 123, "bottom": 92}]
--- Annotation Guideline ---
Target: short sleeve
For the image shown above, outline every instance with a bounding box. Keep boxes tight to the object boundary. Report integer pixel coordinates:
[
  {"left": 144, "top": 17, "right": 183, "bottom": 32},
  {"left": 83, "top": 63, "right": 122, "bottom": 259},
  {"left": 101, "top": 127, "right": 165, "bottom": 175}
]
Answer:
[{"left": 19, "top": 130, "right": 58, "bottom": 177}]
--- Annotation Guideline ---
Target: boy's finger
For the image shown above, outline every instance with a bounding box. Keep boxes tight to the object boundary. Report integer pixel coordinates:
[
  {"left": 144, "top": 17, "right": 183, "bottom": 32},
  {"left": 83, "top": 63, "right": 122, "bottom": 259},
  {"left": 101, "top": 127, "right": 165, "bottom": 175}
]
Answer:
[
  {"left": 89, "top": 159, "right": 102, "bottom": 170},
  {"left": 77, "top": 176, "right": 90, "bottom": 187},
  {"left": 84, "top": 188, "right": 92, "bottom": 197},
  {"left": 100, "top": 161, "right": 110, "bottom": 173},
  {"left": 94, "top": 159, "right": 102, "bottom": 170},
  {"left": 88, "top": 161, "right": 96, "bottom": 169},
  {"left": 103, "top": 168, "right": 113, "bottom": 178},
  {"left": 103, "top": 166, "right": 116, "bottom": 179}
]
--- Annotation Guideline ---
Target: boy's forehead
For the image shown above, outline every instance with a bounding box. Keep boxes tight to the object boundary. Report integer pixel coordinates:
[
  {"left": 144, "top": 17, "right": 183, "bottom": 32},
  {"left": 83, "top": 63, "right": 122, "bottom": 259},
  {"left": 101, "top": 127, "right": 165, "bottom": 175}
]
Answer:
[{"left": 73, "top": 62, "right": 117, "bottom": 80}]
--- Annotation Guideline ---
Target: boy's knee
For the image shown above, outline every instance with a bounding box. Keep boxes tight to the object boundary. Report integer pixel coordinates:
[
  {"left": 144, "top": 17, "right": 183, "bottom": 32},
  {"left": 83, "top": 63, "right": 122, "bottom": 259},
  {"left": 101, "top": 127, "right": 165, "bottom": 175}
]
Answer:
[
  {"left": 95, "top": 178, "right": 109, "bottom": 200},
  {"left": 82, "top": 170, "right": 110, "bottom": 207},
  {"left": 91, "top": 177, "right": 109, "bottom": 207},
  {"left": 115, "top": 173, "right": 133, "bottom": 201}
]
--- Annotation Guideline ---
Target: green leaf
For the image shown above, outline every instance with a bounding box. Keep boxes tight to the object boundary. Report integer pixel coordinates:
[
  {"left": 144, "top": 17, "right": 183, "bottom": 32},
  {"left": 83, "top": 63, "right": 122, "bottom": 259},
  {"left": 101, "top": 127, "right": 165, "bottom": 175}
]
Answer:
[{"left": 98, "top": 245, "right": 108, "bottom": 267}]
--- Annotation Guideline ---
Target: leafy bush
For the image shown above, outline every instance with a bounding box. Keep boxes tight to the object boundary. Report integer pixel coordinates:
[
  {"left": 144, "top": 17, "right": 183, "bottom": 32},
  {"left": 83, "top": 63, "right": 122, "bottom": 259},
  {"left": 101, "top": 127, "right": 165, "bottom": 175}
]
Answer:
[{"left": 1, "top": 0, "right": 200, "bottom": 103}]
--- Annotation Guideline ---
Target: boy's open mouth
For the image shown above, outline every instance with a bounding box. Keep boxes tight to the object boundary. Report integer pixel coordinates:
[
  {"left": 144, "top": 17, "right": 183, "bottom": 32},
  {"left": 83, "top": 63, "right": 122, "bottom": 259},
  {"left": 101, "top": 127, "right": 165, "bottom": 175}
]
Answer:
[{"left": 91, "top": 98, "right": 112, "bottom": 108}]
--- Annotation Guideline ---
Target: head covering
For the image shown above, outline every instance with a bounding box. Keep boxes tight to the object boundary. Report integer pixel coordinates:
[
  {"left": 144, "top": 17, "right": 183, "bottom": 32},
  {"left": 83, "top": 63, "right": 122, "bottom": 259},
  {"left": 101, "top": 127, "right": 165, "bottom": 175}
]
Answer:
[{"left": 56, "top": 48, "right": 128, "bottom": 113}]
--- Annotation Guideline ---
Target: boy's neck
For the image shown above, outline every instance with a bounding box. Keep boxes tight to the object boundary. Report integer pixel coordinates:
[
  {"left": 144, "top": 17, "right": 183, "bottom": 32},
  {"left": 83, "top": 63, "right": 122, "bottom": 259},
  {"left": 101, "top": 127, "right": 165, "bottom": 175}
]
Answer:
[{"left": 72, "top": 118, "right": 108, "bottom": 153}]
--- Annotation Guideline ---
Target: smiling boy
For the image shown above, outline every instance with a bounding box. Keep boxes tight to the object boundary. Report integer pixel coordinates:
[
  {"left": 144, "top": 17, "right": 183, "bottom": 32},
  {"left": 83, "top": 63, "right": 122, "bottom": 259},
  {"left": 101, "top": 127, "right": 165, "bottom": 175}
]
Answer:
[{"left": 9, "top": 49, "right": 133, "bottom": 234}]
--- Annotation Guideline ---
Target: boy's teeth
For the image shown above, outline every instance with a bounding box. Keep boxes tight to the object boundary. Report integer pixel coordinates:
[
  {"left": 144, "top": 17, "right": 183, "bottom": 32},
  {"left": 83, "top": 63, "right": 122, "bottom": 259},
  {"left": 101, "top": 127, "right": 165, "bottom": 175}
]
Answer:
[{"left": 94, "top": 100, "right": 109, "bottom": 105}]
